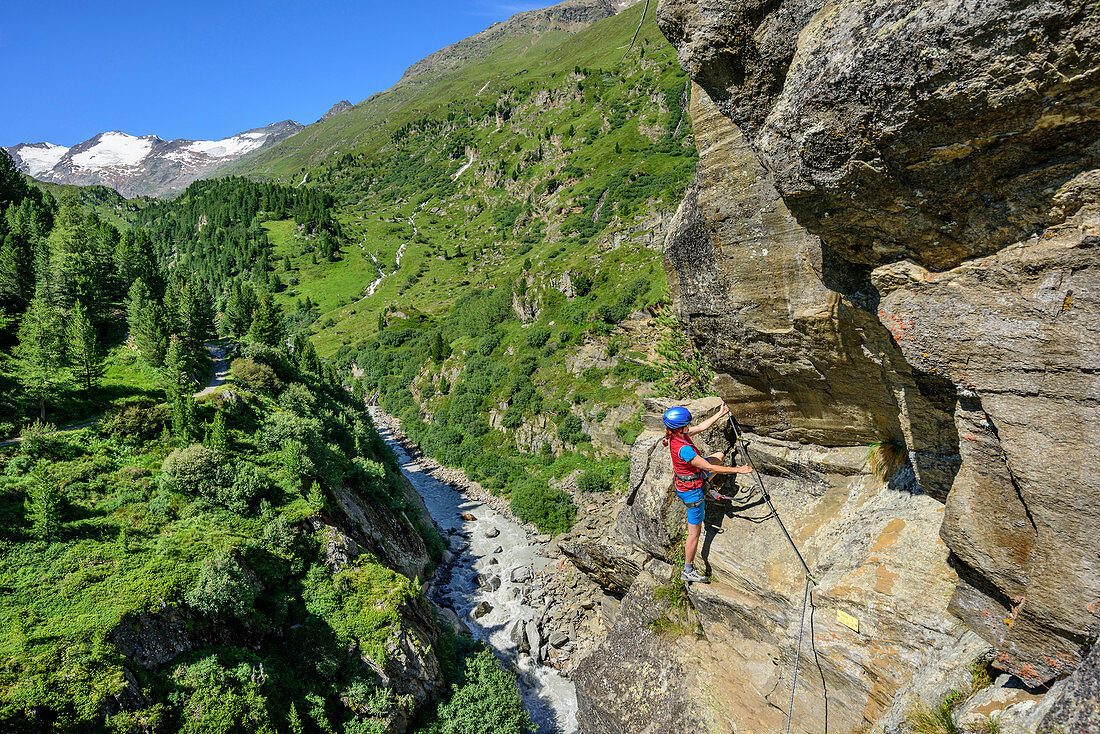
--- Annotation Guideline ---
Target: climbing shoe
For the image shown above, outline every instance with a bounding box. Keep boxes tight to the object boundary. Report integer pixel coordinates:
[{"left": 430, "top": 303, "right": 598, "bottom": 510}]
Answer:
[{"left": 681, "top": 567, "right": 710, "bottom": 584}]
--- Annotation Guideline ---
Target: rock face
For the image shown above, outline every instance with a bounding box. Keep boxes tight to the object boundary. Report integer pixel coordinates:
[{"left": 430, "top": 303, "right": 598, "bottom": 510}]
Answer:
[
  {"left": 573, "top": 400, "right": 988, "bottom": 733},
  {"left": 657, "top": 0, "right": 1100, "bottom": 271},
  {"left": 649, "top": 0, "right": 1100, "bottom": 692}
]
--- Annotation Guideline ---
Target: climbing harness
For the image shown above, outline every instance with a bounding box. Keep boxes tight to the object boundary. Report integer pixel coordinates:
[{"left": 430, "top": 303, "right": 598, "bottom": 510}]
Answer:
[
  {"left": 669, "top": 431, "right": 707, "bottom": 492},
  {"left": 728, "top": 415, "right": 825, "bottom": 734}
]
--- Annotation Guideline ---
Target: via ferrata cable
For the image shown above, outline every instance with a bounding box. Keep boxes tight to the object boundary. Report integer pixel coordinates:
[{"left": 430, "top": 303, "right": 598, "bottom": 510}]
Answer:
[{"left": 728, "top": 415, "right": 825, "bottom": 733}]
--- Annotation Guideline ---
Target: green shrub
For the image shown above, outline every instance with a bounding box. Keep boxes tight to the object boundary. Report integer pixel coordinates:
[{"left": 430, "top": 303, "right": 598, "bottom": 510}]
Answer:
[
  {"left": 168, "top": 649, "right": 272, "bottom": 731},
  {"left": 161, "top": 444, "right": 226, "bottom": 497},
  {"left": 572, "top": 271, "right": 592, "bottom": 297},
  {"left": 18, "top": 421, "right": 62, "bottom": 459},
  {"left": 510, "top": 478, "right": 575, "bottom": 534},
  {"left": 525, "top": 327, "right": 551, "bottom": 348},
  {"left": 27, "top": 462, "right": 63, "bottom": 541},
  {"left": 434, "top": 648, "right": 531, "bottom": 734},
  {"left": 557, "top": 415, "right": 588, "bottom": 446},
  {"left": 185, "top": 550, "right": 261, "bottom": 620},
  {"left": 477, "top": 331, "right": 502, "bottom": 356},
  {"left": 278, "top": 382, "right": 318, "bottom": 417},
  {"left": 577, "top": 470, "right": 611, "bottom": 493},
  {"left": 232, "top": 357, "right": 282, "bottom": 393},
  {"left": 501, "top": 408, "right": 522, "bottom": 430},
  {"left": 101, "top": 399, "right": 170, "bottom": 441},
  {"left": 219, "top": 463, "right": 272, "bottom": 514}
]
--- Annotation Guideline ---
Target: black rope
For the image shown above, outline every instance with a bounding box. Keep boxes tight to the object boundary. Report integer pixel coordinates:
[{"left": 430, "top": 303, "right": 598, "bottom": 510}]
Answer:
[
  {"left": 729, "top": 415, "right": 828, "bottom": 732},
  {"left": 730, "top": 416, "right": 815, "bottom": 582}
]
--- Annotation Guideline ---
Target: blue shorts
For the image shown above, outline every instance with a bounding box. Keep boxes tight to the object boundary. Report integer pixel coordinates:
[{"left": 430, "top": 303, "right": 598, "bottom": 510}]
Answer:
[{"left": 676, "top": 487, "right": 705, "bottom": 525}]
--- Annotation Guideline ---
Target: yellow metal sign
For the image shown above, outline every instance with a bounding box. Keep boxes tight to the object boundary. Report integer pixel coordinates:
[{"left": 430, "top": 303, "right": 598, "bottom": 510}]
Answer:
[{"left": 837, "top": 610, "right": 860, "bottom": 633}]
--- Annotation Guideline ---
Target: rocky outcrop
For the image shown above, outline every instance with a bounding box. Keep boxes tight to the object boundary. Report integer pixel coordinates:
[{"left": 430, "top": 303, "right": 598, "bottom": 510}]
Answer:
[
  {"left": 657, "top": 0, "right": 1100, "bottom": 271},
  {"left": 650, "top": 0, "right": 1100, "bottom": 695},
  {"left": 574, "top": 559, "right": 707, "bottom": 734},
  {"left": 1039, "top": 639, "right": 1100, "bottom": 733},
  {"left": 331, "top": 479, "right": 434, "bottom": 581},
  {"left": 400, "top": 1, "right": 641, "bottom": 84},
  {"left": 571, "top": 399, "right": 987, "bottom": 732}
]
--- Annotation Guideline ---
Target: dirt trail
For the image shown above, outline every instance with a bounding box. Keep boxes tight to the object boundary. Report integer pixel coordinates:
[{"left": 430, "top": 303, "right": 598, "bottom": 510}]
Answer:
[{"left": 195, "top": 343, "right": 228, "bottom": 397}]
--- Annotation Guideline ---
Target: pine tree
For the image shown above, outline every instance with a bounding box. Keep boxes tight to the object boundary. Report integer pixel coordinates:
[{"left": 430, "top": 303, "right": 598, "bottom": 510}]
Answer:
[
  {"left": 126, "top": 279, "right": 151, "bottom": 335},
  {"left": 222, "top": 282, "right": 256, "bottom": 338},
  {"left": 299, "top": 339, "right": 322, "bottom": 375},
  {"left": 178, "top": 283, "right": 214, "bottom": 362},
  {"left": 249, "top": 297, "right": 286, "bottom": 348},
  {"left": 46, "top": 195, "right": 116, "bottom": 323},
  {"left": 164, "top": 337, "right": 195, "bottom": 440},
  {"left": 430, "top": 331, "right": 451, "bottom": 363},
  {"left": 27, "top": 462, "right": 62, "bottom": 541},
  {"left": 127, "top": 278, "right": 169, "bottom": 365},
  {"left": 0, "top": 237, "right": 25, "bottom": 310},
  {"left": 66, "top": 300, "right": 104, "bottom": 391},
  {"left": 15, "top": 290, "right": 68, "bottom": 420},
  {"left": 209, "top": 410, "right": 229, "bottom": 453}
]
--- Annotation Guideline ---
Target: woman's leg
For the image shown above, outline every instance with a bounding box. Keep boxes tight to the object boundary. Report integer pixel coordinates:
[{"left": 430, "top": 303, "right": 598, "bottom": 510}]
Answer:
[{"left": 685, "top": 521, "right": 702, "bottom": 564}]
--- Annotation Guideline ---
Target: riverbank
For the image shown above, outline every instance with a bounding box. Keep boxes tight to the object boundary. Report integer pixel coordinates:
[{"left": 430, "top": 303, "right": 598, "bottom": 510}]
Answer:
[
  {"left": 367, "top": 407, "right": 620, "bottom": 726},
  {"left": 368, "top": 407, "right": 540, "bottom": 534}
]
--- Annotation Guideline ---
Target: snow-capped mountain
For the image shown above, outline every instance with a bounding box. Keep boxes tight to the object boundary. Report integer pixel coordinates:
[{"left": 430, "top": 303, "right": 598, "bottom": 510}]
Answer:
[{"left": 5, "top": 121, "right": 303, "bottom": 198}]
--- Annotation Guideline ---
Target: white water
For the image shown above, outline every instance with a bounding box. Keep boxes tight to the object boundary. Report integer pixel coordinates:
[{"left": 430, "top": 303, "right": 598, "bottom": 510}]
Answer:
[{"left": 372, "top": 415, "right": 579, "bottom": 733}]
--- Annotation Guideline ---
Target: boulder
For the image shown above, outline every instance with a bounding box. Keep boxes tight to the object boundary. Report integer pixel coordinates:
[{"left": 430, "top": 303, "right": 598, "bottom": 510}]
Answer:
[
  {"left": 1039, "top": 642, "right": 1100, "bottom": 733},
  {"left": 549, "top": 630, "right": 569, "bottom": 648},
  {"left": 473, "top": 602, "right": 493, "bottom": 620},
  {"left": 525, "top": 621, "right": 542, "bottom": 659},
  {"left": 485, "top": 527, "right": 500, "bottom": 538},
  {"left": 510, "top": 566, "right": 533, "bottom": 583}
]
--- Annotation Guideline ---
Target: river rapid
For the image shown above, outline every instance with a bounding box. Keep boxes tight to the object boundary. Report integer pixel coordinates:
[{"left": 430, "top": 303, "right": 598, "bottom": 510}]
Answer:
[{"left": 370, "top": 412, "right": 580, "bottom": 733}]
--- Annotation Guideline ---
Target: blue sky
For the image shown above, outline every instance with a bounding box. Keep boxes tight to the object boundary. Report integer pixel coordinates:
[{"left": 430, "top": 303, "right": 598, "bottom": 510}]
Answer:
[{"left": 0, "top": 0, "right": 545, "bottom": 146}]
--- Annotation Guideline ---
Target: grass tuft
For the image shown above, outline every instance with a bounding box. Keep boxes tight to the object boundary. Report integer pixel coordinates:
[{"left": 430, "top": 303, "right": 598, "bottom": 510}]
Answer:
[{"left": 867, "top": 440, "right": 908, "bottom": 483}]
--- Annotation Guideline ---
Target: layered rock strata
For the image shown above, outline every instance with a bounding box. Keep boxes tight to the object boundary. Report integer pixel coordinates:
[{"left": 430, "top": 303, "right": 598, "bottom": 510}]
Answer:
[
  {"left": 652, "top": 0, "right": 1100, "bottom": 689},
  {"left": 569, "top": 398, "right": 989, "bottom": 733}
]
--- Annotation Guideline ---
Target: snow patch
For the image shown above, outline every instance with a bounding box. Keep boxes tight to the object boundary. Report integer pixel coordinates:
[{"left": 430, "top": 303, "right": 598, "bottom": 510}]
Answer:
[
  {"left": 15, "top": 144, "right": 69, "bottom": 175},
  {"left": 71, "top": 132, "right": 153, "bottom": 169},
  {"left": 185, "top": 132, "right": 268, "bottom": 158}
]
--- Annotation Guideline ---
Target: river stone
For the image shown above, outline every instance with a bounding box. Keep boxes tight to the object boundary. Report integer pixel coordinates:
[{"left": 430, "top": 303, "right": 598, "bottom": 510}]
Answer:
[
  {"left": 487, "top": 557, "right": 498, "bottom": 566},
  {"left": 525, "top": 621, "right": 541, "bottom": 658},
  {"left": 485, "top": 527, "right": 500, "bottom": 538},
  {"left": 510, "top": 566, "right": 533, "bottom": 583},
  {"left": 549, "top": 631, "right": 569, "bottom": 648},
  {"left": 460, "top": 513, "right": 476, "bottom": 521},
  {"left": 473, "top": 602, "right": 492, "bottom": 620},
  {"left": 511, "top": 620, "right": 529, "bottom": 653}
]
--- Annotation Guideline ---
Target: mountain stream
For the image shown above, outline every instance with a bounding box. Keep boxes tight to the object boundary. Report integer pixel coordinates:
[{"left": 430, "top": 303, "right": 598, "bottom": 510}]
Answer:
[{"left": 370, "top": 412, "right": 580, "bottom": 733}]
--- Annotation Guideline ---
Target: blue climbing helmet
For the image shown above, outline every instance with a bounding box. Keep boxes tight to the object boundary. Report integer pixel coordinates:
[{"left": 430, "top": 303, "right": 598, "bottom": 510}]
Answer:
[{"left": 662, "top": 406, "right": 692, "bottom": 430}]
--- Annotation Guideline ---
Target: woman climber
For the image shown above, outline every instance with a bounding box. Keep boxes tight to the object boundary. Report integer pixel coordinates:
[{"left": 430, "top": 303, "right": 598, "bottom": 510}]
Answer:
[{"left": 663, "top": 403, "right": 753, "bottom": 583}]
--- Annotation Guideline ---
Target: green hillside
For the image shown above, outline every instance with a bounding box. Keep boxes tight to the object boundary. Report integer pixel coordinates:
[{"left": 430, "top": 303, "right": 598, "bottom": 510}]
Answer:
[
  {"left": 224, "top": 1, "right": 699, "bottom": 529},
  {"left": 0, "top": 2, "right": 704, "bottom": 728}
]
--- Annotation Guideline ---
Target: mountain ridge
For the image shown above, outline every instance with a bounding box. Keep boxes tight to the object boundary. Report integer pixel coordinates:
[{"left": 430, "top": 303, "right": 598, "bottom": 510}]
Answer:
[{"left": 5, "top": 120, "right": 303, "bottom": 199}]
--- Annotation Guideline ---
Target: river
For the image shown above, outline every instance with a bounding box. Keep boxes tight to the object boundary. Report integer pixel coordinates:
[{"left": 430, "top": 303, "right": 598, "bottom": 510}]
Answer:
[{"left": 371, "top": 415, "right": 580, "bottom": 733}]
